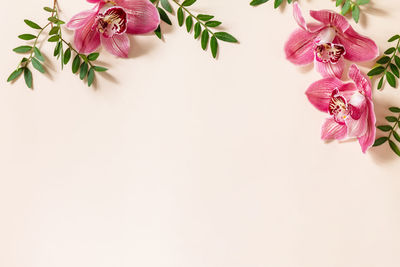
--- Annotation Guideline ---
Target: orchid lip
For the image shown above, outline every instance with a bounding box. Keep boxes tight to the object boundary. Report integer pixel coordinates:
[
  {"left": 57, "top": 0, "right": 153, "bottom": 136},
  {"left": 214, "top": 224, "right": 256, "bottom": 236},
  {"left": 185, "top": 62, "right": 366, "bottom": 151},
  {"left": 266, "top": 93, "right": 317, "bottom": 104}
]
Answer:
[
  {"left": 314, "top": 43, "right": 346, "bottom": 64},
  {"left": 95, "top": 6, "right": 128, "bottom": 38}
]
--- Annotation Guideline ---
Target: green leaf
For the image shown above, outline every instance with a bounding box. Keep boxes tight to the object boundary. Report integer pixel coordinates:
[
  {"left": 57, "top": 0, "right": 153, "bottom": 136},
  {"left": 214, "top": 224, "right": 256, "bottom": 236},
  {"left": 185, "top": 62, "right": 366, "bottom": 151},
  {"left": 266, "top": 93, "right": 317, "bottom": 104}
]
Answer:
[
  {"left": 386, "top": 116, "right": 398, "bottom": 122},
  {"left": 336, "top": 0, "right": 344, "bottom": 6},
  {"left": 80, "top": 62, "right": 88, "bottom": 80},
  {"left": 395, "top": 56, "right": 400, "bottom": 69},
  {"left": 48, "top": 35, "right": 60, "bottom": 42},
  {"left": 384, "top": 47, "right": 396, "bottom": 55},
  {"left": 186, "top": 16, "right": 193, "bottom": 32},
  {"left": 201, "top": 30, "right": 209, "bottom": 50},
  {"left": 49, "top": 26, "right": 59, "bottom": 35},
  {"left": 88, "top": 52, "right": 100, "bottom": 61},
  {"left": 93, "top": 66, "right": 108, "bottom": 72},
  {"left": 352, "top": 5, "right": 360, "bottom": 23},
  {"left": 214, "top": 32, "right": 238, "bottom": 43},
  {"left": 63, "top": 48, "right": 71, "bottom": 64},
  {"left": 32, "top": 57, "right": 45, "bottom": 73},
  {"left": 158, "top": 7, "right": 172, "bottom": 25},
  {"left": 197, "top": 14, "right": 214, "bottom": 21},
  {"left": 205, "top": 21, "right": 222, "bottom": 27},
  {"left": 386, "top": 71, "right": 397, "bottom": 88},
  {"left": 24, "top": 19, "right": 41, "bottom": 29},
  {"left": 367, "top": 66, "right": 385, "bottom": 76},
  {"left": 177, "top": 7, "right": 184, "bottom": 26},
  {"left": 194, "top": 22, "right": 201, "bottom": 39},
  {"left": 33, "top": 47, "right": 44, "bottom": 62},
  {"left": 356, "top": 0, "right": 370, "bottom": 5},
  {"left": 24, "top": 67, "right": 33, "bottom": 89},
  {"left": 53, "top": 42, "right": 61, "bottom": 57},
  {"left": 394, "top": 131, "right": 400, "bottom": 143},
  {"left": 389, "top": 107, "right": 400, "bottom": 113},
  {"left": 13, "top": 45, "right": 32, "bottom": 53},
  {"left": 390, "top": 63, "right": 400, "bottom": 78},
  {"left": 274, "top": 0, "right": 283, "bottom": 8},
  {"left": 377, "top": 76, "right": 384, "bottom": 90},
  {"left": 389, "top": 140, "right": 400, "bottom": 157},
  {"left": 250, "top": 0, "right": 269, "bottom": 6},
  {"left": 18, "top": 34, "right": 36, "bottom": 40},
  {"left": 377, "top": 125, "right": 392, "bottom": 132},
  {"left": 72, "top": 55, "right": 81, "bottom": 74},
  {"left": 373, "top": 137, "right": 388, "bottom": 147},
  {"left": 341, "top": 0, "right": 351, "bottom": 15},
  {"left": 182, "top": 0, "right": 196, "bottom": 6},
  {"left": 160, "top": 0, "right": 173, "bottom": 13},
  {"left": 388, "top": 35, "right": 400, "bottom": 42},
  {"left": 87, "top": 68, "right": 95, "bottom": 87},
  {"left": 44, "top": 7, "right": 56, "bottom": 12},
  {"left": 154, "top": 25, "right": 162, "bottom": 39},
  {"left": 48, "top": 17, "right": 65, "bottom": 24},
  {"left": 210, "top": 36, "right": 218, "bottom": 58},
  {"left": 377, "top": 56, "right": 391, "bottom": 64},
  {"left": 7, "top": 68, "right": 23, "bottom": 82}
]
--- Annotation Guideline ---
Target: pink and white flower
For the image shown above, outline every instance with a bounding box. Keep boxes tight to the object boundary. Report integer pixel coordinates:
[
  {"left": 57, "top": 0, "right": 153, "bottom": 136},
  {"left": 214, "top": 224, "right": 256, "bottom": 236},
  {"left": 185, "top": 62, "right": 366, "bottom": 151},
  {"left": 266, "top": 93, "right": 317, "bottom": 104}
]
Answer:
[
  {"left": 306, "top": 64, "right": 376, "bottom": 153},
  {"left": 67, "top": 0, "right": 160, "bottom": 58},
  {"left": 285, "top": 3, "right": 378, "bottom": 79}
]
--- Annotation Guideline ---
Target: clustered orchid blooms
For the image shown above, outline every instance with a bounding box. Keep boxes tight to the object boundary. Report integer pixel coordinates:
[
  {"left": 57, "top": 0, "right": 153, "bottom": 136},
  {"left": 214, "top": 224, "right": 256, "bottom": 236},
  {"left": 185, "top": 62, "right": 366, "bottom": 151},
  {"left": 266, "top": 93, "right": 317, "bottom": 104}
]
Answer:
[
  {"left": 67, "top": 0, "right": 160, "bottom": 58},
  {"left": 285, "top": 4, "right": 378, "bottom": 153},
  {"left": 285, "top": 3, "right": 378, "bottom": 79}
]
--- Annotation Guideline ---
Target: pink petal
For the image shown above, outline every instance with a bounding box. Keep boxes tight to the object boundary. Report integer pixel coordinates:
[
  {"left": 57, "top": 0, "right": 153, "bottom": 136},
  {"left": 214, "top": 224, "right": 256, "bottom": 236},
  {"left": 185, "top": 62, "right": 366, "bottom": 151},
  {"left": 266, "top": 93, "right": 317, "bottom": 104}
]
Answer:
[
  {"left": 115, "top": 0, "right": 160, "bottom": 34},
  {"left": 101, "top": 34, "right": 130, "bottom": 58},
  {"left": 314, "top": 57, "right": 345, "bottom": 79},
  {"left": 74, "top": 17, "right": 101, "bottom": 54},
  {"left": 284, "top": 28, "right": 317, "bottom": 65},
  {"left": 309, "top": 9, "right": 350, "bottom": 33},
  {"left": 87, "top": 0, "right": 101, "bottom": 3},
  {"left": 67, "top": 10, "right": 97, "bottom": 30},
  {"left": 335, "top": 26, "right": 379, "bottom": 62},
  {"left": 348, "top": 64, "right": 372, "bottom": 98},
  {"left": 321, "top": 118, "right": 348, "bottom": 140},
  {"left": 305, "top": 77, "right": 345, "bottom": 113},
  {"left": 358, "top": 99, "right": 376, "bottom": 153},
  {"left": 346, "top": 93, "right": 368, "bottom": 138},
  {"left": 293, "top": 2, "right": 307, "bottom": 31}
]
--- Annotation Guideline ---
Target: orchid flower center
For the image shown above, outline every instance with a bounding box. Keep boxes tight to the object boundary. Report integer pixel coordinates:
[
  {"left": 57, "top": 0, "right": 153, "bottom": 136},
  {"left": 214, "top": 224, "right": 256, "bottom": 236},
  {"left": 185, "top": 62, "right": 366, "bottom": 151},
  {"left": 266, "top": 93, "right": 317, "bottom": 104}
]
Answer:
[
  {"left": 315, "top": 43, "right": 346, "bottom": 64},
  {"left": 316, "top": 27, "right": 336, "bottom": 44},
  {"left": 95, "top": 7, "right": 127, "bottom": 38},
  {"left": 328, "top": 89, "right": 352, "bottom": 124}
]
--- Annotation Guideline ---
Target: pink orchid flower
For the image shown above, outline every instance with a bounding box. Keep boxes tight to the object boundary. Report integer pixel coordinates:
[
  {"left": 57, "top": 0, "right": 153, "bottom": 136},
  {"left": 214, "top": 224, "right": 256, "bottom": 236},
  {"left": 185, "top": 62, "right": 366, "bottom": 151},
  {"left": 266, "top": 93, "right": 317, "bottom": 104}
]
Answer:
[
  {"left": 285, "top": 3, "right": 378, "bottom": 79},
  {"left": 67, "top": 0, "right": 160, "bottom": 58},
  {"left": 306, "top": 64, "right": 376, "bottom": 153}
]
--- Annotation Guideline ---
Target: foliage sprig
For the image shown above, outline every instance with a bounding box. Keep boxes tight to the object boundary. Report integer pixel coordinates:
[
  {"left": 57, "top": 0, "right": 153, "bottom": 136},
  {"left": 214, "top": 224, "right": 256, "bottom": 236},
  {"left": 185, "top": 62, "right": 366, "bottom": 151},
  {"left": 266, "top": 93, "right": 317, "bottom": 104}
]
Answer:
[
  {"left": 151, "top": 0, "right": 238, "bottom": 58},
  {"left": 367, "top": 35, "right": 400, "bottom": 90},
  {"left": 7, "top": 0, "right": 108, "bottom": 89},
  {"left": 249, "top": 0, "right": 293, "bottom": 8},
  {"left": 335, "top": 0, "right": 370, "bottom": 23},
  {"left": 373, "top": 107, "right": 400, "bottom": 157}
]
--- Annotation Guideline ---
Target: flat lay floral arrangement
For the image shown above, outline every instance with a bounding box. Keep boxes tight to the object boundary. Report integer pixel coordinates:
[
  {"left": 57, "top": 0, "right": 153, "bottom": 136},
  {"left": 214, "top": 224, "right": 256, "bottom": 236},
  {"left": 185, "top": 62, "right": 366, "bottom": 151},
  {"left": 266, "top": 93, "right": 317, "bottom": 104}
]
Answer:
[{"left": 6, "top": 0, "right": 400, "bottom": 157}]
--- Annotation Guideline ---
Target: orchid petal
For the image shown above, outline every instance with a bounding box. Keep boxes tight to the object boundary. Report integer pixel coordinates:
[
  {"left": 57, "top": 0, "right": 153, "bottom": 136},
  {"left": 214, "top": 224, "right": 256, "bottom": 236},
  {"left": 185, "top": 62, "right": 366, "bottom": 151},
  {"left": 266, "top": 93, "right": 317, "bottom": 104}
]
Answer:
[
  {"left": 306, "top": 77, "right": 345, "bottom": 113},
  {"left": 293, "top": 2, "right": 307, "bottom": 31},
  {"left": 67, "top": 10, "right": 97, "bottom": 30},
  {"left": 346, "top": 93, "right": 368, "bottom": 138},
  {"left": 101, "top": 34, "right": 130, "bottom": 58},
  {"left": 335, "top": 26, "right": 379, "bottom": 62},
  {"left": 74, "top": 17, "right": 101, "bottom": 54},
  {"left": 314, "top": 56, "right": 345, "bottom": 79},
  {"left": 349, "top": 64, "right": 372, "bottom": 98},
  {"left": 115, "top": 0, "right": 160, "bottom": 34},
  {"left": 87, "top": 0, "right": 102, "bottom": 3},
  {"left": 285, "top": 28, "right": 317, "bottom": 65},
  {"left": 358, "top": 100, "right": 376, "bottom": 153},
  {"left": 309, "top": 9, "right": 350, "bottom": 33},
  {"left": 321, "top": 118, "right": 348, "bottom": 140}
]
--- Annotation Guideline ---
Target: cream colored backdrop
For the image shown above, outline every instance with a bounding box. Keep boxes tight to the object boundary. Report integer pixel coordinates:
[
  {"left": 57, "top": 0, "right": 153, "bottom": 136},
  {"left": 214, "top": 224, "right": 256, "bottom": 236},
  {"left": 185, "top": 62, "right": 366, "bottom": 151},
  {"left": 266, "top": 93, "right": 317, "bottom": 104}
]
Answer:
[{"left": 1, "top": 0, "right": 400, "bottom": 266}]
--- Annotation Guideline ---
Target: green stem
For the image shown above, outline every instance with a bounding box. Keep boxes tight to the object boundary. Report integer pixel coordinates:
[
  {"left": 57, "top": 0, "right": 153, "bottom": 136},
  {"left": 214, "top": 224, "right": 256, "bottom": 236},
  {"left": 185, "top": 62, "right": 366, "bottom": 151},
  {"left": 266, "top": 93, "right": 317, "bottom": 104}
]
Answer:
[
  {"left": 384, "top": 38, "right": 400, "bottom": 75},
  {"left": 171, "top": 0, "right": 216, "bottom": 38},
  {"left": 388, "top": 113, "right": 400, "bottom": 140}
]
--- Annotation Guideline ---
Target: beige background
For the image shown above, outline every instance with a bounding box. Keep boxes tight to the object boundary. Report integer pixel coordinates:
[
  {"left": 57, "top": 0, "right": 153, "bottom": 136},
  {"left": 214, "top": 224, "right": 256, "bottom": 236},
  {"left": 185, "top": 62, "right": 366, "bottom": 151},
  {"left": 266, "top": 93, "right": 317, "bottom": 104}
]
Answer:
[{"left": 1, "top": 0, "right": 400, "bottom": 266}]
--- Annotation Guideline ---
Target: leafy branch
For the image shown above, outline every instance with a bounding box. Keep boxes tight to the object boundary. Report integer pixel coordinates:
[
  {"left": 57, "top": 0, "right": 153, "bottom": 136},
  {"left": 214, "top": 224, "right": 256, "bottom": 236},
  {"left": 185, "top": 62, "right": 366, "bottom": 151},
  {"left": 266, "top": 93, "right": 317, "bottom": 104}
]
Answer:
[
  {"left": 7, "top": 0, "right": 108, "bottom": 89},
  {"left": 373, "top": 107, "right": 400, "bottom": 157},
  {"left": 368, "top": 34, "right": 400, "bottom": 90},
  {"left": 335, "top": 0, "right": 370, "bottom": 23},
  {"left": 151, "top": 0, "right": 238, "bottom": 58},
  {"left": 249, "top": 0, "right": 294, "bottom": 8}
]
